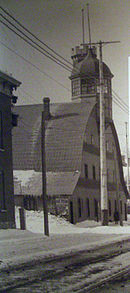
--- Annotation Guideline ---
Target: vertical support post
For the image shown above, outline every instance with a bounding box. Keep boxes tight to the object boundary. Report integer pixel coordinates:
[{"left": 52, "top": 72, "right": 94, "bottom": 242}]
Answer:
[
  {"left": 87, "top": 3, "right": 91, "bottom": 46},
  {"left": 19, "top": 207, "right": 26, "bottom": 230},
  {"left": 82, "top": 9, "right": 85, "bottom": 45},
  {"left": 99, "top": 41, "right": 108, "bottom": 225},
  {"left": 41, "top": 110, "right": 49, "bottom": 236},
  {"left": 125, "top": 122, "right": 129, "bottom": 192}
]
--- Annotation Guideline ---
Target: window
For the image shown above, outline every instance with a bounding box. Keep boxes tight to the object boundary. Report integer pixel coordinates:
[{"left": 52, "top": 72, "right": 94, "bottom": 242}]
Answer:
[
  {"left": 72, "top": 79, "right": 80, "bottom": 96},
  {"left": 109, "top": 200, "right": 111, "bottom": 216},
  {"left": 115, "top": 200, "right": 117, "bottom": 212},
  {"left": 94, "top": 199, "right": 98, "bottom": 219},
  {"left": 84, "top": 164, "right": 88, "bottom": 178},
  {"left": 92, "top": 165, "right": 96, "bottom": 180},
  {"left": 0, "top": 171, "right": 6, "bottom": 210},
  {"left": 104, "top": 79, "right": 108, "bottom": 93},
  {"left": 86, "top": 198, "right": 90, "bottom": 217},
  {"left": 78, "top": 198, "right": 81, "bottom": 218},
  {"left": 0, "top": 112, "right": 3, "bottom": 148},
  {"left": 96, "top": 79, "right": 108, "bottom": 94},
  {"left": 91, "top": 134, "right": 94, "bottom": 144},
  {"left": 120, "top": 201, "right": 122, "bottom": 214},
  {"left": 81, "top": 79, "right": 95, "bottom": 94}
]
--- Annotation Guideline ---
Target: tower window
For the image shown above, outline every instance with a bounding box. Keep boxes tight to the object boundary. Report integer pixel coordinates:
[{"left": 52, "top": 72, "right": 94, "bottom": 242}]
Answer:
[
  {"left": 72, "top": 79, "right": 80, "bottom": 96},
  {"left": 81, "top": 79, "right": 95, "bottom": 94}
]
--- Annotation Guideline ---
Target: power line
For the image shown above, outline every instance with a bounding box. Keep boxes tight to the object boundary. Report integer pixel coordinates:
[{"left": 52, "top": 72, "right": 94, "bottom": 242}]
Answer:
[
  {"left": 0, "top": 19, "right": 72, "bottom": 72},
  {"left": 112, "top": 89, "right": 128, "bottom": 109},
  {"left": 0, "top": 40, "right": 71, "bottom": 92},
  {"left": 112, "top": 93, "right": 128, "bottom": 111},
  {"left": 1, "top": 35, "right": 127, "bottom": 113},
  {"left": 0, "top": 6, "right": 73, "bottom": 68},
  {"left": 0, "top": 10, "right": 128, "bottom": 114}
]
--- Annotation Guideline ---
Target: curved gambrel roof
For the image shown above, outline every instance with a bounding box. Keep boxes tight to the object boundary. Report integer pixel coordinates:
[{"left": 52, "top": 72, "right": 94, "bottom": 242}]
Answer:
[
  {"left": 12, "top": 100, "right": 96, "bottom": 172},
  {"left": 110, "top": 122, "right": 129, "bottom": 199}
]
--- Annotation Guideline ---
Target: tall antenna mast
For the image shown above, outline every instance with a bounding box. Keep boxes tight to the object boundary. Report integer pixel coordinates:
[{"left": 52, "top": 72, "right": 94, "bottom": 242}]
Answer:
[
  {"left": 82, "top": 8, "right": 85, "bottom": 45},
  {"left": 87, "top": 3, "right": 91, "bottom": 46}
]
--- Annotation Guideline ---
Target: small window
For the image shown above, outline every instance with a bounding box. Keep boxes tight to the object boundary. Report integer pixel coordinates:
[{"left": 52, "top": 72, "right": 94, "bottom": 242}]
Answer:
[
  {"left": 84, "top": 164, "right": 88, "bottom": 178},
  {"left": 92, "top": 166, "right": 96, "bottom": 180},
  {"left": 0, "top": 171, "right": 6, "bottom": 210},
  {"left": 109, "top": 200, "right": 111, "bottom": 216},
  {"left": 78, "top": 198, "right": 81, "bottom": 218},
  {"left": 115, "top": 200, "right": 117, "bottom": 212},
  {"left": 120, "top": 201, "right": 122, "bottom": 214},
  {"left": 72, "top": 79, "right": 80, "bottom": 96},
  {"left": 0, "top": 112, "right": 3, "bottom": 148},
  {"left": 94, "top": 199, "right": 98, "bottom": 218},
  {"left": 86, "top": 198, "right": 90, "bottom": 217},
  {"left": 91, "top": 134, "right": 94, "bottom": 144}
]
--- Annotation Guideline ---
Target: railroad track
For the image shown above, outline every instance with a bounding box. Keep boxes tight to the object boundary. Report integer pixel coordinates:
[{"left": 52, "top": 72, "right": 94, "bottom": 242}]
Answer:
[{"left": 0, "top": 241, "right": 129, "bottom": 292}]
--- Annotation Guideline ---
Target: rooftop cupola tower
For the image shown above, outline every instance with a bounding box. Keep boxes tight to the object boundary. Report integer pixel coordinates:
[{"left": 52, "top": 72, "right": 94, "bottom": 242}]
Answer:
[{"left": 69, "top": 44, "right": 114, "bottom": 120}]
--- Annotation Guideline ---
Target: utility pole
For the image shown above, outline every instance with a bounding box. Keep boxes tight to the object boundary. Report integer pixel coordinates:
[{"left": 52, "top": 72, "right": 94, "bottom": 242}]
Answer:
[
  {"left": 41, "top": 110, "right": 49, "bottom": 236},
  {"left": 99, "top": 41, "right": 108, "bottom": 225},
  {"left": 125, "top": 122, "right": 129, "bottom": 192},
  {"left": 81, "top": 39, "right": 120, "bottom": 225}
]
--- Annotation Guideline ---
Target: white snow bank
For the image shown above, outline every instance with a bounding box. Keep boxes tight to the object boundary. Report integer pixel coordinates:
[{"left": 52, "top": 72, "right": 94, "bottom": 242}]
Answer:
[{"left": 15, "top": 207, "right": 130, "bottom": 235}]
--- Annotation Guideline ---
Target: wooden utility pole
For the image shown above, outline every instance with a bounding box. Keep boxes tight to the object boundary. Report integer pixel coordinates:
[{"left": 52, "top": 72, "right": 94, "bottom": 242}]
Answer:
[
  {"left": 125, "top": 122, "right": 129, "bottom": 192},
  {"left": 41, "top": 110, "right": 49, "bottom": 236},
  {"left": 81, "top": 38, "right": 120, "bottom": 225},
  {"left": 99, "top": 41, "right": 108, "bottom": 225}
]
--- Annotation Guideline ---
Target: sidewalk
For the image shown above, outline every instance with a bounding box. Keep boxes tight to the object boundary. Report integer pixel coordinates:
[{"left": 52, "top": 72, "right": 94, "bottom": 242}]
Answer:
[
  {"left": 0, "top": 228, "right": 129, "bottom": 271},
  {"left": 0, "top": 208, "right": 130, "bottom": 292}
]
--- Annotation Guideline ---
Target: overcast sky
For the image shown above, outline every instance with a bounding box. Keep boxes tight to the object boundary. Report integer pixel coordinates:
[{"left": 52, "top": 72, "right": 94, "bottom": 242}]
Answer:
[{"left": 0, "top": 0, "right": 130, "bottom": 154}]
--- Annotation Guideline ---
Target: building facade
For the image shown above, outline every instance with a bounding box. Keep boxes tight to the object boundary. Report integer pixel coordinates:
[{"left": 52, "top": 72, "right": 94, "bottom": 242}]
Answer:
[
  {"left": 13, "top": 45, "right": 128, "bottom": 224},
  {"left": 0, "top": 71, "right": 21, "bottom": 228}
]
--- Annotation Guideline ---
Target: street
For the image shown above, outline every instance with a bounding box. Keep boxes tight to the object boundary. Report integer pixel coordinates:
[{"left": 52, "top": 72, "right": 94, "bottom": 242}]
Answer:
[{"left": 1, "top": 242, "right": 129, "bottom": 292}]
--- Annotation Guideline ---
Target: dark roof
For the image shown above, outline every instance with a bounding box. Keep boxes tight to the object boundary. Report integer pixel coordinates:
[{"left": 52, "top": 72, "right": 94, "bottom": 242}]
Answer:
[
  {"left": 0, "top": 70, "right": 21, "bottom": 88},
  {"left": 12, "top": 100, "right": 96, "bottom": 172},
  {"left": 110, "top": 122, "right": 129, "bottom": 199},
  {"left": 71, "top": 49, "right": 113, "bottom": 79},
  {"left": 14, "top": 171, "right": 80, "bottom": 196}
]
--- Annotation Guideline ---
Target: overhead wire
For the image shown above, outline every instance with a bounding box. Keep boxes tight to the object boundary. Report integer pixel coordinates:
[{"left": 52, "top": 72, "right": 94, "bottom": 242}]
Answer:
[
  {"left": 0, "top": 7, "right": 129, "bottom": 115},
  {"left": 0, "top": 40, "right": 71, "bottom": 92},
  {"left": 0, "top": 18, "right": 72, "bottom": 72},
  {"left": 0, "top": 6, "right": 73, "bottom": 68}
]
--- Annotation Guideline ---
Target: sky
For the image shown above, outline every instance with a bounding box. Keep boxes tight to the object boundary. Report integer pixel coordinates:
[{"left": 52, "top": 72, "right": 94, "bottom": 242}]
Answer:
[{"left": 0, "top": 0, "right": 130, "bottom": 154}]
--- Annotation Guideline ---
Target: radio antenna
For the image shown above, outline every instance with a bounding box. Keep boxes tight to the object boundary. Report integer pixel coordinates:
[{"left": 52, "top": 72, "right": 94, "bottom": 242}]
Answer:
[
  {"left": 87, "top": 3, "right": 91, "bottom": 46},
  {"left": 82, "top": 8, "right": 85, "bottom": 45}
]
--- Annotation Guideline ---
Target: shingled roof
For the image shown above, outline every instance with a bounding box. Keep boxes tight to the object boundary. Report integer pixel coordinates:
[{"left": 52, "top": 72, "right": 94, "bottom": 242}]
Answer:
[
  {"left": 12, "top": 100, "right": 96, "bottom": 172},
  {"left": 14, "top": 171, "right": 80, "bottom": 196}
]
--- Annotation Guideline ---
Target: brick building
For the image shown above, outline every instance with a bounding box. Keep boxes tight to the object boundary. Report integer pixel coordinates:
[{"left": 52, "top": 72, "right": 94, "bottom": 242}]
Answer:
[
  {"left": 13, "top": 45, "right": 128, "bottom": 224},
  {"left": 0, "top": 71, "right": 21, "bottom": 228}
]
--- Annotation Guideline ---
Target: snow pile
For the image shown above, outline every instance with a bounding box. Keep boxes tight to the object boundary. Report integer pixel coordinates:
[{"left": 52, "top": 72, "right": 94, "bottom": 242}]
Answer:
[{"left": 15, "top": 207, "right": 130, "bottom": 235}]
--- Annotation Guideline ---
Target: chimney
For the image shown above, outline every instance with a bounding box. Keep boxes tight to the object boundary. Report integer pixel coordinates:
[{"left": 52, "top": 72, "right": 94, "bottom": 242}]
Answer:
[{"left": 43, "top": 97, "right": 51, "bottom": 120}]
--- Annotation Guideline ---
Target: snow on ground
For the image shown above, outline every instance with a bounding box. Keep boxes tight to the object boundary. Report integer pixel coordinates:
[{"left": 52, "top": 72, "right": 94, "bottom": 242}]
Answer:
[{"left": 15, "top": 207, "right": 130, "bottom": 235}]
